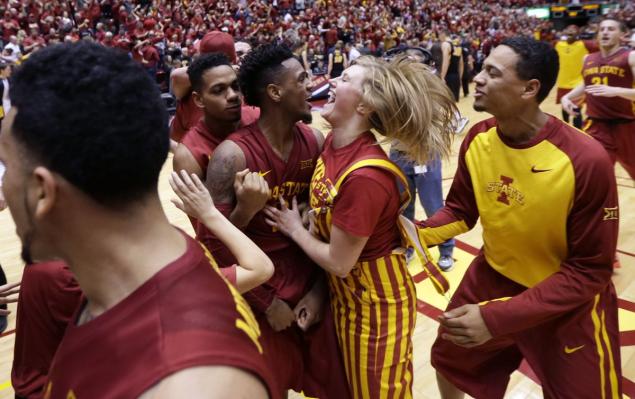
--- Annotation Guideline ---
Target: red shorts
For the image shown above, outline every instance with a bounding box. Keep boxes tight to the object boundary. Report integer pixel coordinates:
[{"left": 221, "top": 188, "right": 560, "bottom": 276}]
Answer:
[
  {"left": 431, "top": 254, "right": 621, "bottom": 399},
  {"left": 258, "top": 305, "right": 350, "bottom": 398},
  {"left": 584, "top": 118, "right": 635, "bottom": 179}
]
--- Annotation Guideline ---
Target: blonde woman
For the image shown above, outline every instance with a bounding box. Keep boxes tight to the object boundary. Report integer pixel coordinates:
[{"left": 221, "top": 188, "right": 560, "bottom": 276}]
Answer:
[{"left": 265, "top": 56, "right": 456, "bottom": 398}]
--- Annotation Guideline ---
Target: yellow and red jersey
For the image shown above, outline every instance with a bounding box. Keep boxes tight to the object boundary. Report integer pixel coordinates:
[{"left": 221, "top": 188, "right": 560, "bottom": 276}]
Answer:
[
  {"left": 555, "top": 40, "right": 589, "bottom": 89},
  {"left": 419, "top": 116, "right": 618, "bottom": 334}
]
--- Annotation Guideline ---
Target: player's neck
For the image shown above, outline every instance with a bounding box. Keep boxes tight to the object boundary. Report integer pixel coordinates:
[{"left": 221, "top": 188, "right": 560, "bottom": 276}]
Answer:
[
  {"left": 257, "top": 110, "right": 298, "bottom": 150},
  {"left": 331, "top": 117, "right": 371, "bottom": 149},
  {"left": 496, "top": 108, "right": 548, "bottom": 145},
  {"left": 61, "top": 196, "right": 187, "bottom": 323},
  {"left": 600, "top": 44, "right": 621, "bottom": 58},
  {"left": 204, "top": 114, "right": 239, "bottom": 138}
]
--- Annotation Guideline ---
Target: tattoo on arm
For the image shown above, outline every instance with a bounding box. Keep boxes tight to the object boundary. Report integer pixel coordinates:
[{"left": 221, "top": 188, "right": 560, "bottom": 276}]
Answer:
[{"left": 206, "top": 142, "right": 244, "bottom": 204}]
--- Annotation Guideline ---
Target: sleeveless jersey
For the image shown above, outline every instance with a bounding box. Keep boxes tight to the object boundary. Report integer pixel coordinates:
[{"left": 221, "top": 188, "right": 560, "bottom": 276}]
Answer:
[
  {"left": 181, "top": 106, "right": 260, "bottom": 172},
  {"left": 228, "top": 122, "right": 320, "bottom": 254},
  {"left": 555, "top": 40, "right": 589, "bottom": 89},
  {"left": 583, "top": 48, "right": 635, "bottom": 120},
  {"left": 43, "top": 235, "right": 273, "bottom": 399},
  {"left": 331, "top": 49, "right": 345, "bottom": 77},
  {"left": 447, "top": 41, "right": 461, "bottom": 75}
]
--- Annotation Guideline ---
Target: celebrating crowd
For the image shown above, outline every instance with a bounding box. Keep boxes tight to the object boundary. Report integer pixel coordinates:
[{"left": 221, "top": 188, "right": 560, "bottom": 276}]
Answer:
[{"left": 2, "top": 0, "right": 632, "bottom": 92}]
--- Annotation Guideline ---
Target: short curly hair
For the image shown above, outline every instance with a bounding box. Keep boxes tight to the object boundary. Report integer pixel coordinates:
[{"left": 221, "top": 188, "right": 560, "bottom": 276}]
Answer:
[
  {"left": 500, "top": 36, "right": 559, "bottom": 103},
  {"left": 238, "top": 44, "right": 294, "bottom": 107},
  {"left": 187, "top": 52, "right": 232, "bottom": 92},
  {"left": 10, "top": 42, "right": 169, "bottom": 206}
]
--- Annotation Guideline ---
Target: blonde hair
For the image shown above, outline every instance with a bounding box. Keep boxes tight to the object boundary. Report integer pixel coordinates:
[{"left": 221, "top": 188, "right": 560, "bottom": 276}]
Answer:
[{"left": 355, "top": 55, "right": 457, "bottom": 163}]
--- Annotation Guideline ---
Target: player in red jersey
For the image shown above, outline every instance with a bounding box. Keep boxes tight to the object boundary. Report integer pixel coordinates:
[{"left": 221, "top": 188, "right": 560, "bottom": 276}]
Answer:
[
  {"left": 12, "top": 261, "right": 81, "bottom": 399},
  {"left": 169, "top": 31, "right": 237, "bottom": 145},
  {"left": 562, "top": 18, "right": 635, "bottom": 179},
  {"left": 0, "top": 42, "right": 274, "bottom": 398},
  {"left": 172, "top": 52, "right": 259, "bottom": 247},
  {"left": 207, "top": 44, "right": 350, "bottom": 398},
  {"left": 425, "top": 37, "right": 621, "bottom": 399},
  {"left": 173, "top": 53, "right": 259, "bottom": 180},
  {"left": 266, "top": 55, "right": 456, "bottom": 398}
]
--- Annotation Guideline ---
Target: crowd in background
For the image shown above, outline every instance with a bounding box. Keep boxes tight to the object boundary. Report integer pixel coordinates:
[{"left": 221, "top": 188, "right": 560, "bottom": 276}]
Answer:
[{"left": 0, "top": 0, "right": 633, "bottom": 92}]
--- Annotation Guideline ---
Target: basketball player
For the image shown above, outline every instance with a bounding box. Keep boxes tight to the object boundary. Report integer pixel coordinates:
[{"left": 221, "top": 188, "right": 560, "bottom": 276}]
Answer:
[
  {"left": 266, "top": 55, "right": 456, "bottom": 398},
  {"left": 207, "top": 44, "right": 350, "bottom": 398},
  {"left": 440, "top": 29, "right": 463, "bottom": 102},
  {"left": 0, "top": 42, "right": 274, "bottom": 398},
  {"left": 423, "top": 37, "right": 621, "bottom": 399},
  {"left": 172, "top": 53, "right": 260, "bottom": 250},
  {"left": 561, "top": 18, "right": 635, "bottom": 179},
  {"left": 554, "top": 25, "right": 591, "bottom": 128},
  {"left": 173, "top": 53, "right": 259, "bottom": 180},
  {"left": 12, "top": 261, "right": 81, "bottom": 399},
  {"left": 169, "top": 31, "right": 237, "bottom": 143},
  {"left": 327, "top": 40, "right": 347, "bottom": 79}
]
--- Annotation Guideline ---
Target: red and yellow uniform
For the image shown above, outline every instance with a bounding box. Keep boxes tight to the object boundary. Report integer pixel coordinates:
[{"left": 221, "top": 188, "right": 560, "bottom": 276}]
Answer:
[
  {"left": 211, "top": 122, "right": 350, "bottom": 398},
  {"left": 180, "top": 106, "right": 259, "bottom": 251},
  {"left": 554, "top": 40, "right": 591, "bottom": 103},
  {"left": 581, "top": 48, "right": 635, "bottom": 178},
  {"left": 43, "top": 234, "right": 275, "bottom": 399},
  {"left": 426, "top": 116, "right": 621, "bottom": 398},
  {"left": 310, "top": 132, "right": 418, "bottom": 399},
  {"left": 12, "top": 262, "right": 82, "bottom": 398}
]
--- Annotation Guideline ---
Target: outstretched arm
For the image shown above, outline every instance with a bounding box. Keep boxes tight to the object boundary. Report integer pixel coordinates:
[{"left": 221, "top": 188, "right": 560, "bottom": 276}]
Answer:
[{"left": 170, "top": 171, "right": 273, "bottom": 293}]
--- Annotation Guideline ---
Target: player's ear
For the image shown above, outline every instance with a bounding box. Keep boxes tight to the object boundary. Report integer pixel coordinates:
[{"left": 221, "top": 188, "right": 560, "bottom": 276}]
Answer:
[
  {"left": 31, "top": 166, "right": 58, "bottom": 220},
  {"left": 266, "top": 83, "right": 282, "bottom": 103},
  {"left": 522, "top": 79, "right": 541, "bottom": 101},
  {"left": 192, "top": 90, "right": 204, "bottom": 109}
]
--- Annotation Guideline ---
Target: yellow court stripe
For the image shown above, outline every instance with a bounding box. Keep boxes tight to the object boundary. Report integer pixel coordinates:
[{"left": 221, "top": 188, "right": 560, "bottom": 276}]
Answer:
[{"left": 0, "top": 380, "right": 11, "bottom": 391}]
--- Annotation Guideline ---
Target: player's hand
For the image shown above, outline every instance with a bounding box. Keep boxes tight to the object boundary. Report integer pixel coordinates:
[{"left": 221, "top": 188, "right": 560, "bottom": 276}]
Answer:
[
  {"left": 585, "top": 84, "right": 621, "bottom": 98},
  {"left": 169, "top": 170, "right": 218, "bottom": 221},
  {"left": 266, "top": 297, "right": 296, "bottom": 332},
  {"left": 561, "top": 95, "right": 579, "bottom": 116},
  {"left": 234, "top": 169, "right": 270, "bottom": 216},
  {"left": 437, "top": 304, "right": 492, "bottom": 348},
  {"left": 0, "top": 281, "right": 20, "bottom": 316},
  {"left": 263, "top": 196, "right": 304, "bottom": 237},
  {"left": 294, "top": 280, "right": 326, "bottom": 331}
]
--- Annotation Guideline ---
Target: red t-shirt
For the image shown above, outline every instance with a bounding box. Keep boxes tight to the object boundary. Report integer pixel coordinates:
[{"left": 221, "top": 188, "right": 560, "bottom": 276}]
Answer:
[
  {"left": 12, "top": 261, "right": 82, "bottom": 398},
  {"left": 43, "top": 234, "right": 274, "bottom": 399},
  {"left": 322, "top": 132, "right": 402, "bottom": 260}
]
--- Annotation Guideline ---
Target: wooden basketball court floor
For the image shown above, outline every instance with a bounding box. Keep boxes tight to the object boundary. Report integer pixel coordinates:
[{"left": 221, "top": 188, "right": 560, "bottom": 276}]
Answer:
[{"left": 0, "top": 87, "right": 632, "bottom": 398}]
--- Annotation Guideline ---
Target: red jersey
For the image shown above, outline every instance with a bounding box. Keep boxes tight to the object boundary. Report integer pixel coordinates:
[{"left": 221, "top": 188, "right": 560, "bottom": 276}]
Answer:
[
  {"left": 180, "top": 107, "right": 259, "bottom": 251},
  {"left": 181, "top": 106, "right": 260, "bottom": 172},
  {"left": 209, "top": 122, "right": 321, "bottom": 312},
  {"left": 12, "top": 262, "right": 82, "bottom": 398},
  {"left": 583, "top": 48, "right": 635, "bottom": 120},
  {"left": 43, "top": 235, "right": 274, "bottom": 399},
  {"left": 170, "top": 94, "right": 201, "bottom": 142},
  {"left": 312, "top": 132, "right": 401, "bottom": 260}
]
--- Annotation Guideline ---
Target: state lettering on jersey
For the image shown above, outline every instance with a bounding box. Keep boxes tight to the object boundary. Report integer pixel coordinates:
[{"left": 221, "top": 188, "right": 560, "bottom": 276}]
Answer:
[
  {"left": 486, "top": 175, "right": 525, "bottom": 205},
  {"left": 270, "top": 181, "right": 310, "bottom": 201},
  {"left": 583, "top": 65, "right": 626, "bottom": 78}
]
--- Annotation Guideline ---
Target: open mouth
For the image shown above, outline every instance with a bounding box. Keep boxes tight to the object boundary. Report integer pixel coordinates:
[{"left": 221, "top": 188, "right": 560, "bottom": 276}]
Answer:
[{"left": 326, "top": 89, "right": 336, "bottom": 104}]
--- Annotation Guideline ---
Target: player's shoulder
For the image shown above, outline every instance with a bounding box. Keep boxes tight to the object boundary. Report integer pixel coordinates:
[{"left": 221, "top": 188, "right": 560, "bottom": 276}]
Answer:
[
  {"left": 462, "top": 117, "right": 497, "bottom": 148},
  {"left": 546, "top": 116, "right": 611, "bottom": 169}
]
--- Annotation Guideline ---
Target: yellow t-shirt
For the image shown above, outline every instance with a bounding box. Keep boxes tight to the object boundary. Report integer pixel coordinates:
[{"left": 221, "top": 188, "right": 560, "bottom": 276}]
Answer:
[{"left": 555, "top": 40, "right": 589, "bottom": 89}]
